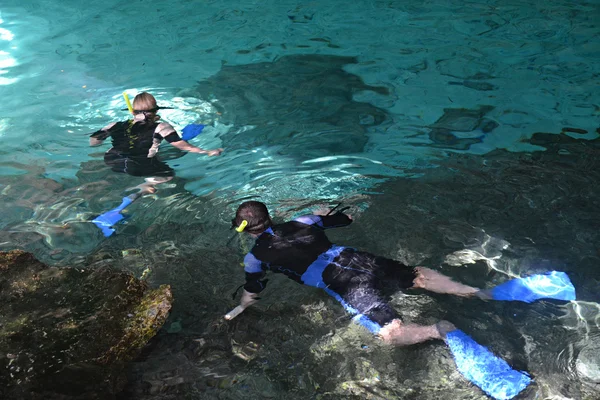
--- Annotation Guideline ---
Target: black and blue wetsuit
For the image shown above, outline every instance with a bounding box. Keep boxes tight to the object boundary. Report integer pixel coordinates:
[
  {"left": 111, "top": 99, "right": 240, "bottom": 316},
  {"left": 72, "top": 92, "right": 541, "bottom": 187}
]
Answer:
[
  {"left": 90, "top": 120, "right": 181, "bottom": 177},
  {"left": 243, "top": 213, "right": 417, "bottom": 333}
]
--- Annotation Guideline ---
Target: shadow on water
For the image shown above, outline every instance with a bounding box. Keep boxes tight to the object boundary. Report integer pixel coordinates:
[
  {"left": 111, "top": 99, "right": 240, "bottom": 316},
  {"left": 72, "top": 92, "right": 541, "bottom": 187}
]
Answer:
[{"left": 186, "top": 54, "right": 389, "bottom": 159}]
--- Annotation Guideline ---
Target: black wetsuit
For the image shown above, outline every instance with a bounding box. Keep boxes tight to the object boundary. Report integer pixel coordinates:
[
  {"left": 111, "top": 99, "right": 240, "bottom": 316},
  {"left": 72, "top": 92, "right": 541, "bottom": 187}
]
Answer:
[
  {"left": 243, "top": 213, "right": 417, "bottom": 333},
  {"left": 90, "top": 120, "right": 182, "bottom": 177}
]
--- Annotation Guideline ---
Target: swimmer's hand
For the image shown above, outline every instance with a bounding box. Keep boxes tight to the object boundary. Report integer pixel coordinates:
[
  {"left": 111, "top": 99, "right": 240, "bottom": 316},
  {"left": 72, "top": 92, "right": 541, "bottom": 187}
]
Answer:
[
  {"left": 225, "top": 305, "right": 246, "bottom": 320},
  {"left": 314, "top": 208, "right": 352, "bottom": 220},
  {"left": 240, "top": 289, "right": 259, "bottom": 307},
  {"left": 89, "top": 137, "right": 104, "bottom": 147},
  {"left": 190, "top": 147, "right": 223, "bottom": 156},
  {"left": 206, "top": 148, "right": 223, "bottom": 156},
  {"left": 224, "top": 290, "right": 259, "bottom": 320},
  {"left": 197, "top": 148, "right": 223, "bottom": 157}
]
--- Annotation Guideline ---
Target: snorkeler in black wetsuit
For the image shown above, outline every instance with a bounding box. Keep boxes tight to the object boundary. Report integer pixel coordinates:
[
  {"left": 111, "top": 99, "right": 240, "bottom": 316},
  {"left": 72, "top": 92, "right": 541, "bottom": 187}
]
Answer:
[
  {"left": 91, "top": 119, "right": 178, "bottom": 177},
  {"left": 89, "top": 91, "right": 223, "bottom": 193},
  {"left": 229, "top": 201, "right": 483, "bottom": 346}
]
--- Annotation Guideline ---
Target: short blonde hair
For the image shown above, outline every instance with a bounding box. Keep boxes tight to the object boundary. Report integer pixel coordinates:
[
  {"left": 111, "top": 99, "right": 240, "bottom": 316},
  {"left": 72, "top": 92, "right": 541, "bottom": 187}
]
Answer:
[{"left": 132, "top": 92, "right": 158, "bottom": 112}]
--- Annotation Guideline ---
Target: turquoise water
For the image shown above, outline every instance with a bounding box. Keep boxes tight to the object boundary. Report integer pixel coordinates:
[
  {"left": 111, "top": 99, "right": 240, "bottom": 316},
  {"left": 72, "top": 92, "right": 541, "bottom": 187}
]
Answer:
[{"left": 1, "top": 0, "right": 599, "bottom": 398}]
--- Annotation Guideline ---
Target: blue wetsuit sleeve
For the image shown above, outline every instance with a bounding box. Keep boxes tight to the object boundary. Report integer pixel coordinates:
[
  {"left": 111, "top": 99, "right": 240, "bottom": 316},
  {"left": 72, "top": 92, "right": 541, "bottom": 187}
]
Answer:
[
  {"left": 243, "top": 252, "right": 268, "bottom": 294},
  {"left": 294, "top": 213, "right": 352, "bottom": 229}
]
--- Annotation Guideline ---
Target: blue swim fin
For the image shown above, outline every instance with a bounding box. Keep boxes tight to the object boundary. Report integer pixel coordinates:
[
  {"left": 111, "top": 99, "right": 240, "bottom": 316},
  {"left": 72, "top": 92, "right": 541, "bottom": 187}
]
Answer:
[
  {"left": 181, "top": 124, "right": 205, "bottom": 141},
  {"left": 491, "top": 271, "right": 576, "bottom": 303},
  {"left": 446, "top": 329, "right": 531, "bottom": 400},
  {"left": 92, "top": 196, "right": 133, "bottom": 237}
]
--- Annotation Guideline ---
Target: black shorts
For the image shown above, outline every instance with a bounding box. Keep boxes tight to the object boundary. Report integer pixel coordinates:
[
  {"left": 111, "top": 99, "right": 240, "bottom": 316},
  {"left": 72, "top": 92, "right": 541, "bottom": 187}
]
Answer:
[
  {"left": 322, "top": 249, "right": 417, "bottom": 331},
  {"left": 104, "top": 150, "right": 174, "bottom": 178}
]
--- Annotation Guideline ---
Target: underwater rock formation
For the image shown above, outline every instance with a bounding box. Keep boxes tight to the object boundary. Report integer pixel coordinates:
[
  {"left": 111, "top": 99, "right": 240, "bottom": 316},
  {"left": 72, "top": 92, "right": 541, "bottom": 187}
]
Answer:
[{"left": 0, "top": 250, "right": 172, "bottom": 400}]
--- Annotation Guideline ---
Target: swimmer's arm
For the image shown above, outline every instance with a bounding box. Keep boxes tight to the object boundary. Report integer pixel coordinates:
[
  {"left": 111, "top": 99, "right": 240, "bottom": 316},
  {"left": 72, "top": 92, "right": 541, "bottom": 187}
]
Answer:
[
  {"left": 171, "top": 140, "right": 223, "bottom": 156},
  {"left": 225, "top": 288, "right": 260, "bottom": 320},
  {"left": 243, "top": 253, "right": 268, "bottom": 294},
  {"left": 224, "top": 267, "right": 266, "bottom": 320},
  {"left": 157, "top": 122, "right": 223, "bottom": 156},
  {"left": 244, "top": 272, "right": 268, "bottom": 294},
  {"left": 89, "top": 122, "right": 117, "bottom": 146},
  {"left": 294, "top": 213, "right": 352, "bottom": 229}
]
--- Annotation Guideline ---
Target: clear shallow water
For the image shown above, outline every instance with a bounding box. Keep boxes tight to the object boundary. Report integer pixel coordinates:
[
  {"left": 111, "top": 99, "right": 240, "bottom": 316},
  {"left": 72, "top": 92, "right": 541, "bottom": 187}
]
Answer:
[{"left": 1, "top": 0, "right": 599, "bottom": 399}]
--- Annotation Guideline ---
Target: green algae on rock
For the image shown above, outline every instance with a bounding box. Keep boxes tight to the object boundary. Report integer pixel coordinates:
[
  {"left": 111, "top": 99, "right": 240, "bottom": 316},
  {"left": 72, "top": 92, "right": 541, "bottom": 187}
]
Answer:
[{"left": 0, "top": 250, "right": 172, "bottom": 399}]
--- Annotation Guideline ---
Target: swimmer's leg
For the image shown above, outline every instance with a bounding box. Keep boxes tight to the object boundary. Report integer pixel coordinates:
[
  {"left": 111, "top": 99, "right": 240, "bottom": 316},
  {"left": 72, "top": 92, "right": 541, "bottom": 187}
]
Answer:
[
  {"left": 371, "top": 256, "right": 479, "bottom": 297},
  {"left": 412, "top": 267, "right": 480, "bottom": 297},
  {"left": 328, "top": 282, "right": 454, "bottom": 346}
]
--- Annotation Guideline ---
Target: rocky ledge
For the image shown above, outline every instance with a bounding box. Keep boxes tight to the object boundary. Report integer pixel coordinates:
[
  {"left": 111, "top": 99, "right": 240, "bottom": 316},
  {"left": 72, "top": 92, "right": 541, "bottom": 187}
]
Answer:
[{"left": 0, "top": 250, "right": 172, "bottom": 400}]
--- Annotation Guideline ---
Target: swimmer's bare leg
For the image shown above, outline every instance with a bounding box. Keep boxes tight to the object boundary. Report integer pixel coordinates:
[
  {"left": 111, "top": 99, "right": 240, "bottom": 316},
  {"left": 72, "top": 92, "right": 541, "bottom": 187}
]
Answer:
[
  {"left": 412, "top": 267, "right": 480, "bottom": 297},
  {"left": 379, "top": 319, "right": 456, "bottom": 346}
]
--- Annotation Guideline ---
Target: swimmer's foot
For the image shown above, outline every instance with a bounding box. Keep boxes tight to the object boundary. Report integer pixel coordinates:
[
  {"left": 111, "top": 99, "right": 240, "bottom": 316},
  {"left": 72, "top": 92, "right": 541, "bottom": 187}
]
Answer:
[
  {"left": 139, "top": 185, "right": 157, "bottom": 195},
  {"left": 126, "top": 183, "right": 157, "bottom": 196},
  {"left": 413, "top": 267, "right": 480, "bottom": 297},
  {"left": 474, "top": 289, "right": 494, "bottom": 300},
  {"left": 435, "top": 320, "right": 457, "bottom": 339},
  {"left": 379, "top": 319, "right": 442, "bottom": 346}
]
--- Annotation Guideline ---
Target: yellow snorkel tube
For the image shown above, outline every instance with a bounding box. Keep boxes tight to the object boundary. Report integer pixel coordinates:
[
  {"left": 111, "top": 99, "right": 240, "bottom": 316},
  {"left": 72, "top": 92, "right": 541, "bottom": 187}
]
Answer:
[
  {"left": 123, "top": 91, "right": 134, "bottom": 115},
  {"left": 235, "top": 220, "right": 248, "bottom": 233},
  {"left": 235, "top": 220, "right": 249, "bottom": 265}
]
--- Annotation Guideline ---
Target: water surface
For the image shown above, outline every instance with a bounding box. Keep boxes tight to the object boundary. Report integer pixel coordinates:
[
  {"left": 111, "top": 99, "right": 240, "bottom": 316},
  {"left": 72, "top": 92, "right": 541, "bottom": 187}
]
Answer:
[{"left": 1, "top": 0, "right": 599, "bottom": 398}]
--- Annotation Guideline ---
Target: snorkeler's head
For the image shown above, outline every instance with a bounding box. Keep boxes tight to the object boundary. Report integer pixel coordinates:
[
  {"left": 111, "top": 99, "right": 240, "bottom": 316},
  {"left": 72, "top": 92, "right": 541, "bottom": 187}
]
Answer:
[
  {"left": 132, "top": 92, "right": 159, "bottom": 121},
  {"left": 232, "top": 201, "right": 272, "bottom": 235}
]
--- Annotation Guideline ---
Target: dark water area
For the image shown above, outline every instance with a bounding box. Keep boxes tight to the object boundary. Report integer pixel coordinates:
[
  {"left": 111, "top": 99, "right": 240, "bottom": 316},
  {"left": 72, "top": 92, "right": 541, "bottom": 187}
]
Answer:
[{"left": 191, "top": 55, "right": 388, "bottom": 158}]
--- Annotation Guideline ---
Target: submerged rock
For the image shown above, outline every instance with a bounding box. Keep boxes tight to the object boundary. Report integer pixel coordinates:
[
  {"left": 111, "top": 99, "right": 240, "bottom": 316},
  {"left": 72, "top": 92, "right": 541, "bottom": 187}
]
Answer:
[
  {"left": 577, "top": 343, "right": 600, "bottom": 384},
  {"left": 0, "top": 250, "right": 172, "bottom": 400}
]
